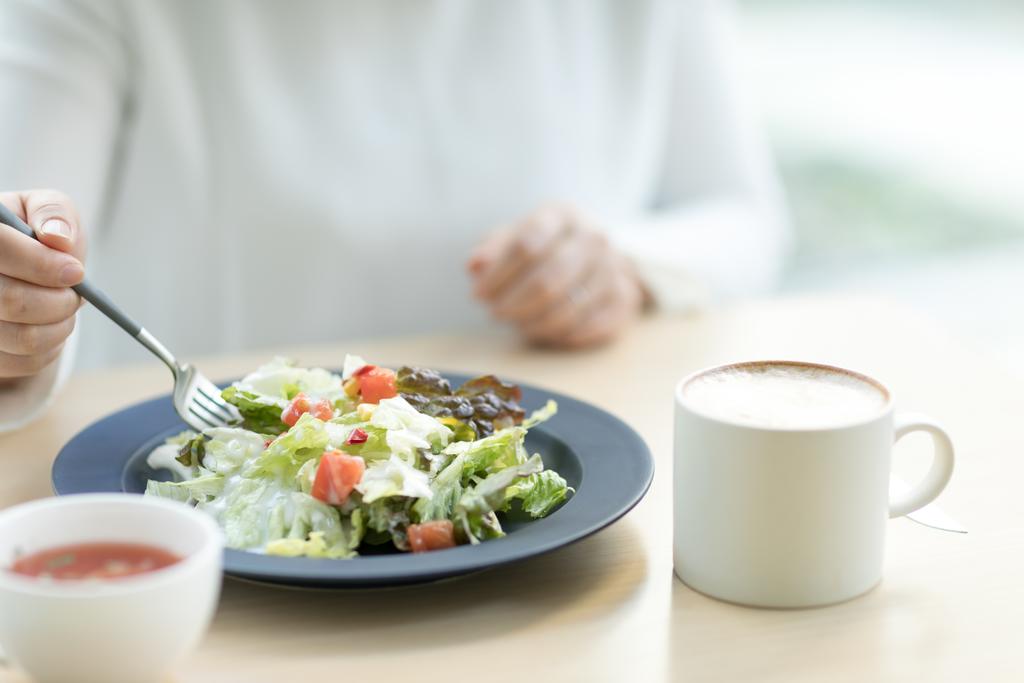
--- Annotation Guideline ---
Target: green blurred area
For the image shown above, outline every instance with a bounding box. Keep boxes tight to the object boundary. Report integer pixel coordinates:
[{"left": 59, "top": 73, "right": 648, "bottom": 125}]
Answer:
[
  {"left": 781, "top": 154, "right": 1024, "bottom": 275},
  {"left": 737, "top": 0, "right": 1024, "bottom": 282},
  {"left": 734, "top": 0, "right": 1024, "bottom": 370}
]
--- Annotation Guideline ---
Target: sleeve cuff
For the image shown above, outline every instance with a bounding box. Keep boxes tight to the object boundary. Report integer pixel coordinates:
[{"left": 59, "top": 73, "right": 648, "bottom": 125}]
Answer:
[
  {"left": 0, "top": 321, "right": 78, "bottom": 432},
  {"left": 602, "top": 198, "right": 790, "bottom": 313},
  {"left": 608, "top": 230, "right": 711, "bottom": 313}
]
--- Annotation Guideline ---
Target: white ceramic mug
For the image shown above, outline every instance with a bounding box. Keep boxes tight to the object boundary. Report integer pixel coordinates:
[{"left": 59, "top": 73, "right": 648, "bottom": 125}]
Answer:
[{"left": 673, "top": 361, "right": 955, "bottom": 608}]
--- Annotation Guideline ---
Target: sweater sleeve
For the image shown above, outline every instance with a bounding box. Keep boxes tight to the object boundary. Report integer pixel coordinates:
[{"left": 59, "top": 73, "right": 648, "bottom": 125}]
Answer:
[
  {"left": 608, "top": 0, "right": 791, "bottom": 312},
  {"left": 0, "top": 0, "right": 128, "bottom": 429},
  {"left": 0, "top": 325, "right": 79, "bottom": 431}
]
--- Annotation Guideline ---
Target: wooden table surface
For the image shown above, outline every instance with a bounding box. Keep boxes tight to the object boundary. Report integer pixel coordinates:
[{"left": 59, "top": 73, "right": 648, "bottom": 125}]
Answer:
[{"left": 1, "top": 295, "right": 1020, "bottom": 682}]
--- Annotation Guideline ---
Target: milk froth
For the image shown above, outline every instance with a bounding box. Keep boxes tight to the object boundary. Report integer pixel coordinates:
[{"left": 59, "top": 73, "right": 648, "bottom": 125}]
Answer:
[{"left": 683, "top": 362, "right": 887, "bottom": 429}]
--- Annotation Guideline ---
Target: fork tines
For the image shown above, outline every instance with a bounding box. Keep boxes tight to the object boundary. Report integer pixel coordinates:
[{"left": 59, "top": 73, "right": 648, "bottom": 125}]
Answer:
[{"left": 185, "top": 375, "right": 241, "bottom": 431}]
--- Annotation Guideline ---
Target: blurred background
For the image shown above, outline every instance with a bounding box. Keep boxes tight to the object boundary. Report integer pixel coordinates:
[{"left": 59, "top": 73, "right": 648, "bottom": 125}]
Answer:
[
  {"left": 736, "top": 0, "right": 1024, "bottom": 372},
  {"left": 4, "top": 0, "right": 1021, "bottom": 374}
]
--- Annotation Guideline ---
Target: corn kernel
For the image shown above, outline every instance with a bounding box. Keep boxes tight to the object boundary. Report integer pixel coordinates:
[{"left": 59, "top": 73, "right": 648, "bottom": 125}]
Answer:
[{"left": 356, "top": 403, "right": 376, "bottom": 421}]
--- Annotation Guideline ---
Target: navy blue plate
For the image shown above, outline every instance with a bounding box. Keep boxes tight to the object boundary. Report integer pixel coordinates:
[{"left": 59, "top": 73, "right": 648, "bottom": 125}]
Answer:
[{"left": 52, "top": 374, "right": 653, "bottom": 588}]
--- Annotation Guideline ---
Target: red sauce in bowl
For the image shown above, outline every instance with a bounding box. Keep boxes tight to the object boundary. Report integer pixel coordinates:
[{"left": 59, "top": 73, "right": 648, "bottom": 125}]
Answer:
[{"left": 9, "top": 542, "right": 181, "bottom": 580}]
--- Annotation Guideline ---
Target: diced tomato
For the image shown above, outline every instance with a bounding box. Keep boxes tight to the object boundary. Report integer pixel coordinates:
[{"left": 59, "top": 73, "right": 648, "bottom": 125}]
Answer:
[
  {"left": 281, "top": 392, "right": 334, "bottom": 426},
  {"left": 346, "top": 428, "right": 368, "bottom": 445},
  {"left": 407, "top": 520, "right": 457, "bottom": 553},
  {"left": 352, "top": 364, "right": 375, "bottom": 377},
  {"left": 311, "top": 451, "right": 365, "bottom": 506},
  {"left": 309, "top": 398, "right": 334, "bottom": 421},
  {"left": 281, "top": 393, "right": 311, "bottom": 427},
  {"left": 356, "top": 366, "right": 397, "bottom": 404}
]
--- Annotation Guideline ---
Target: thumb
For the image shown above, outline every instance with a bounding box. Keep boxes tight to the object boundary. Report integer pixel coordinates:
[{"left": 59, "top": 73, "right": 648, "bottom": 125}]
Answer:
[{"left": 23, "top": 189, "right": 87, "bottom": 263}]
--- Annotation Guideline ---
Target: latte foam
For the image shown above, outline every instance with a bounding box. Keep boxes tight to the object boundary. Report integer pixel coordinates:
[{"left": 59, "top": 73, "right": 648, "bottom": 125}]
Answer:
[{"left": 682, "top": 362, "right": 888, "bottom": 429}]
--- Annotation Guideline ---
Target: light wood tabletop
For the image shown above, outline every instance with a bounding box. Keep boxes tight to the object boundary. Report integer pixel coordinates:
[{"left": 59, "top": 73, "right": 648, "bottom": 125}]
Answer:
[{"left": 0, "top": 294, "right": 1020, "bottom": 682}]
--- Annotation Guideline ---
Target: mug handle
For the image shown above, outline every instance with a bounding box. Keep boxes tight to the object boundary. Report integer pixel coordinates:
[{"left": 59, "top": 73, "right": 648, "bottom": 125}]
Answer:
[{"left": 889, "top": 412, "right": 956, "bottom": 518}]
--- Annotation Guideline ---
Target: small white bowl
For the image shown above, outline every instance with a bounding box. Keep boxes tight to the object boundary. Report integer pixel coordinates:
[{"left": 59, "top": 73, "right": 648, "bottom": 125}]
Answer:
[{"left": 0, "top": 494, "right": 223, "bottom": 683}]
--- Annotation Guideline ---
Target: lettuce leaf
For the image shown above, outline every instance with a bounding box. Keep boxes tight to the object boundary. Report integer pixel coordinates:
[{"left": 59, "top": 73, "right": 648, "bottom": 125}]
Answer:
[
  {"left": 243, "top": 413, "right": 329, "bottom": 478},
  {"left": 412, "top": 478, "right": 462, "bottom": 522},
  {"left": 458, "top": 511, "right": 504, "bottom": 545},
  {"left": 444, "top": 426, "right": 528, "bottom": 476},
  {"left": 202, "top": 428, "right": 266, "bottom": 475},
  {"left": 287, "top": 493, "right": 347, "bottom": 544},
  {"left": 362, "top": 499, "right": 411, "bottom": 549},
  {"left": 295, "top": 459, "right": 317, "bottom": 495},
  {"left": 221, "top": 386, "right": 287, "bottom": 435},
  {"left": 234, "top": 357, "right": 345, "bottom": 403},
  {"left": 364, "top": 498, "right": 410, "bottom": 535},
  {"left": 217, "top": 478, "right": 271, "bottom": 548},
  {"left": 505, "top": 470, "right": 572, "bottom": 517},
  {"left": 411, "top": 427, "right": 524, "bottom": 521},
  {"left": 145, "top": 479, "right": 193, "bottom": 504},
  {"left": 454, "top": 456, "right": 543, "bottom": 544},
  {"left": 165, "top": 430, "right": 198, "bottom": 446},
  {"left": 222, "top": 358, "right": 346, "bottom": 434},
  {"left": 522, "top": 400, "right": 558, "bottom": 429},
  {"left": 357, "top": 455, "right": 433, "bottom": 503},
  {"left": 456, "top": 455, "right": 544, "bottom": 518},
  {"left": 218, "top": 484, "right": 353, "bottom": 556},
  {"left": 345, "top": 508, "right": 366, "bottom": 552},
  {"left": 370, "top": 396, "right": 451, "bottom": 462},
  {"left": 265, "top": 496, "right": 365, "bottom": 559},
  {"left": 265, "top": 531, "right": 352, "bottom": 559},
  {"left": 145, "top": 471, "right": 225, "bottom": 504},
  {"left": 332, "top": 424, "right": 392, "bottom": 461}
]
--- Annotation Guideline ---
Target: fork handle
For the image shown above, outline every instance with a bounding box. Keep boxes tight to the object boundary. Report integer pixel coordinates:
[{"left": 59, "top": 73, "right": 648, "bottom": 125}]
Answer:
[
  {"left": 0, "top": 203, "right": 182, "bottom": 371},
  {"left": 77, "top": 280, "right": 144, "bottom": 337}
]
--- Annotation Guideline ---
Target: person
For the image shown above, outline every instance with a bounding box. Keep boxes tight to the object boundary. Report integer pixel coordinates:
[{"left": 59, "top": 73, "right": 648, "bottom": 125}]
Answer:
[{"left": 0, "top": 0, "right": 788, "bottom": 430}]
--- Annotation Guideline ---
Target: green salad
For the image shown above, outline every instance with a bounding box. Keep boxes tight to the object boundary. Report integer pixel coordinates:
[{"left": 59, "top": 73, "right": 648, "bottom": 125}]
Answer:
[{"left": 145, "top": 356, "right": 570, "bottom": 558}]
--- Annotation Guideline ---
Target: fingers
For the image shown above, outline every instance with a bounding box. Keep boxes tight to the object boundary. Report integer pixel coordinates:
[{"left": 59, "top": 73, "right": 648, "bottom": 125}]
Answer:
[
  {"left": 561, "top": 269, "right": 643, "bottom": 349},
  {"left": 471, "top": 206, "right": 568, "bottom": 300},
  {"left": 467, "top": 225, "right": 514, "bottom": 277},
  {"left": 524, "top": 252, "right": 645, "bottom": 349},
  {"left": 0, "top": 274, "right": 81, "bottom": 324},
  {"left": 0, "top": 193, "right": 85, "bottom": 288},
  {"left": 558, "top": 303, "right": 622, "bottom": 349},
  {"left": 0, "top": 316, "right": 75, "bottom": 356},
  {"left": 0, "top": 344, "right": 65, "bottom": 379},
  {"left": 20, "top": 189, "right": 85, "bottom": 261},
  {"left": 521, "top": 264, "right": 610, "bottom": 344},
  {"left": 470, "top": 204, "right": 646, "bottom": 349},
  {"left": 491, "top": 231, "right": 603, "bottom": 322},
  {"left": 0, "top": 189, "right": 84, "bottom": 381}
]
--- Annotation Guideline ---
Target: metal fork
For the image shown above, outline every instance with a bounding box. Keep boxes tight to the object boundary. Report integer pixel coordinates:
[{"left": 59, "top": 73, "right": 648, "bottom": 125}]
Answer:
[{"left": 0, "top": 203, "right": 240, "bottom": 432}]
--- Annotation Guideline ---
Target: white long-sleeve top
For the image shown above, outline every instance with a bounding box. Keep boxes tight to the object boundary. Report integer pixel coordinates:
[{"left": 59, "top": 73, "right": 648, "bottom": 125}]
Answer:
[{"left": 0, "top": 0, "right": 787, "bottom": 429}]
